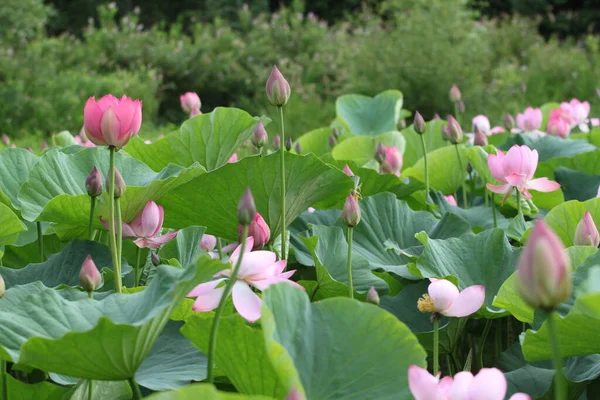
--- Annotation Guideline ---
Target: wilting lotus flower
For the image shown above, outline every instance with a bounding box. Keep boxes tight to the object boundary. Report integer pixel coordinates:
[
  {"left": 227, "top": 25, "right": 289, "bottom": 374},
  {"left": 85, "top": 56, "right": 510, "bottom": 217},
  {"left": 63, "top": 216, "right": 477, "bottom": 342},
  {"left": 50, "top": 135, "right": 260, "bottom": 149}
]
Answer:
[
  {"left": 79, "top": 255, "right": 102, "bottom": 292},
  {"left": 381, "top": 146, "right": 403, "bottom": 176},
  {"left": 101, "top": 201, "right": 178, "bottom": 248},
  {"left": 517, "top": 220, "right": 571, "bottom": 310},
  {"left": 515, "top": 107, "right": 543, "bottom": 137},
  {"left": 83, "top": 95, "right": 142, "bottom": 148},
  {"left": 574, "top": 211, "right": 599, "bottom": 247},
  {"left": 408, "top": 365, "right": 531, "bottom": 400},
  {"left": 180, "top": 92, "right": 201, "bottom": 116},
  {"left": 199, "top": 234, "right": 217, "bottom": 252},
  {"left": 561, "top": 98, "right": 590, "bottom": 131},
  {"left": 187, "top": 237, "right": 304, "bottom": 322},
  {"left": 239, "top": 213, "right": 270, "bottom": 250},
  {"left": 486, "top": 145, "right": 560, "bottom": 202},
  {"left": 417, "top": 279, "right": 484, "bottom": 317}
]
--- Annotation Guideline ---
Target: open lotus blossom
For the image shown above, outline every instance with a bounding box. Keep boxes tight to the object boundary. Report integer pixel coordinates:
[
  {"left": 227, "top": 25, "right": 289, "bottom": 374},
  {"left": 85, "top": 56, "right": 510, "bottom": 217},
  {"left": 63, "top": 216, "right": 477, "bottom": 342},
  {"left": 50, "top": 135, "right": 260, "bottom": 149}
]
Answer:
[
  {"left": 514, "top": 107, "right": 544, "bottom": 138},
  {"left": 486, "top": 145, "right": 560, "bottom": 202},
  {"left": 83, "top": 95, "right": 142, "bottom": 148},
  {"left": 101, "top": 201, "right": 178, "bottom": 248},
  {"left": 187, "top": 237, "right": 304, "bottom": 322},
  {"left": 560, "top": 98, "right": 590, "bottom": 131},
  {"left": 408, "top": 365, "right": 531, "bottom": 400},
  {"left": 417, "top": 279, "right": 485, "bottom": 317},
  {"left": 546, "top": 112, "right": 571, "bottom": 138}
]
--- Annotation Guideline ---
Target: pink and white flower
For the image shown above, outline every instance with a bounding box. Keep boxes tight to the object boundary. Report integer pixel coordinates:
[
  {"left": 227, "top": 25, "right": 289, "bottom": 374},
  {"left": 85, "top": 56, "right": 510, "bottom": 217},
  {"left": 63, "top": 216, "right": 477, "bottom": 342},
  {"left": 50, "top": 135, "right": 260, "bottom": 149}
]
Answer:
[
  {"left": 417, "top": 279, "right": 485, "bottom": 317},
  {"left": 560, "top": 98, "right": 590, "bottom": 131},
  {"left": 187, "top": 237, "right": 304, "bottom": 322},
  {"left": 381, "top": 146, "right": 403, "bottom": 176},
  {"left": 486, "top": 145, "right": 560, "bottom": 202},
  {"left": 514, "top": 107, "right": 544, "bottom": 138},
  {"left": 83, "top": 95, "right": 142, "bottom": 148}
]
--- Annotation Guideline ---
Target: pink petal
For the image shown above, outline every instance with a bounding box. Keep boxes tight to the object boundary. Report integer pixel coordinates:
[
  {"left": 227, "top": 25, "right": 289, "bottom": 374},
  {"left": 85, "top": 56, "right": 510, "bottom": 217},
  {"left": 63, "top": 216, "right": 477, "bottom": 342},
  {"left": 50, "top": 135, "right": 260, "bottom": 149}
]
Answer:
[
  {"left": 487, "top": 151, "right": 506, "bottom": 183},
  {"left": 189, "top": 278, "right": 227, "bottom": 312},
  {"left": 232, "top": 281, "right": 262, "bottom": 322},
  {"left": 222, "top": 242, "right": 239, "bottom": 253},
  {"left": 230, "top": 237, "right": 254, "bottom": 264},
  {"left": 509, "top": 394, "right": 531, "bottom": 400},
  {"left": 137, "top": 231, "right": 179, "bottom": 248},
  {"left": 407, "top": 365, "right": 446, "bottom": 400},
  {"left": 235, "top": 251, "right": 278, "bottom": 280},
  {"left": 526, "top": 178, "right": 561, "bottom": 193},
  {"left": 83, "top": 97, "right": 103, "bottom": 139},
  {"left": 427, "top": 279, "right": 459, "bottom": 314},
  {"left": 486, "top": 183, "right": 512, "bottom": 195},
  {"left": 188, "top": 278, "right": 227, "bottom": 297},
  {"left": 131, "top": 201, "right": 162, "bottom": 238},
  {"left": 99, "top": 217, "right": 136, "bottom": 238},
  {"left": 448, "top": 371, "right": 473, "bottom": 400},
  {"left": 504, "top": 173, "right": 528, "bottom": 187},
  {"left": 467, "top": 368, "right": 507, "bottom": 400},
  {"left": 503, "top": 146, "right": 526, "bottom": 178},
  {"left": 100, "top": 107, "right": 121, "bottom": 146},
  {"left": 443, "top": 285, "right": 485, "bottom": 317},
  {"left": 250, "top": 272, "right": 304, "bottom": 291}
]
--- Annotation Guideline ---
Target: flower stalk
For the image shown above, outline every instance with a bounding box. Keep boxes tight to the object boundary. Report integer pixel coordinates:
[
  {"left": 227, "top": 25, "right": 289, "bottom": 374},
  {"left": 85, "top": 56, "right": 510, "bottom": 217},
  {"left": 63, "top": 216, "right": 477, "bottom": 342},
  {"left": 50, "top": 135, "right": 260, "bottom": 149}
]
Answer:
[
  {"left": 37, "top": 222, "right": 44, "bottom": 262},
  {"left": 547, "top": 313, "right": 566, "bottom": 400},
  {"left": 347, "top": 226, "right": 354, "bottom": 299},
  {"left": 433, "top": 317, "right": 440, "bottom": 375},
  {"left": 279, "top": 106, "right": 287, "bottom": 260},
  {"left": 454, "top": 144, "right": 468, "bottom": 208},
  {"left": 88, "top": 196, "right": 96, "bottom": 240},
  {"left": 108, "top": 148, "right": 122, "bottom": 293},
  {"left": 419, "top": 134, "right": 429, "bottom": 198}
]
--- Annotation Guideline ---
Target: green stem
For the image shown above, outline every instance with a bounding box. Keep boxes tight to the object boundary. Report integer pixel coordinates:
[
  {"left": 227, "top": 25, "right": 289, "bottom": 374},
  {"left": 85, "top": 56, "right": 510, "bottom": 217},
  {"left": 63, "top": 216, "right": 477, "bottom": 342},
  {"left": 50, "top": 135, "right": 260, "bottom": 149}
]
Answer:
[
  {"left": 116, "top": 199, "right": 123, "bottom": 281},
  {"left": 433, "top": 317, "right": 440, "bottom": 375},
  {"left": 454, "top": 144, "right": 468, "bottom": 208},
  {"left": 88, "top": 379, "right": 92, "bottom": 400},
  {"left": 1, "top": 359, "right": 7, "bottom": 400},
  {"left": 108, "top": 148, "right": 122, "bottom": 293},
  {"left": 278, "top": 106, "right": 287, "bottom": 261},
  {"left": 128, "top": 377, "right": 142, "bottom": 400},
  {"left": 446, "top": 354, "right": 453, "bottom": 376},
  {"left": 206, "top": 225, "right": 249, "bottom": 383},
  {"left": 516, "top": 188, "right": 522, "bottom": 215},
  {"left": 491, "top": 192, "right": 498, "bottom": 228},
  {"left": 477, "top": 319, "right": 493, "bottom": 370},
  {"left": 547, "top": 312, "right": 566, "bottom": 400},
  {"left": 88, "top": 196, "right": 96, "bottom": 241},
  {"left": 419, "top": 134, "right": 429, "bottom": 200},
  {"left": 134, "top": 246, "right": 141, "bottom": 287},
  {"left": 36, "top": 222, "right": 43, "bottom": 262},
  {"left": 217, "top": 238, "right": 223, "bottom": 260},
  {"left": 469, "top": 170, "right": 475, "bottom": 208},
  {"left": 347, "top": 227, "right": 354, "bottom": 299}
]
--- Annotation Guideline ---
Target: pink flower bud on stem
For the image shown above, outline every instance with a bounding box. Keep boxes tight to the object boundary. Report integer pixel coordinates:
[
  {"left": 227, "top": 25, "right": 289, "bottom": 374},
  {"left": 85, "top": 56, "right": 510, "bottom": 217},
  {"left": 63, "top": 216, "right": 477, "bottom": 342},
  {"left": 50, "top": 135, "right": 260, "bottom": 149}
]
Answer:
[
  {"left": 366, "top": 286, "right": 380, "bottom": 305},
  {"left": 86, "top": 167, "right": 103, "bottom": 198},
  {"left": 413, "top": 111, "right": 426, "bottom": 134},
  {"left": 237, "top": 188, "right": 256, "bottom": 226},
  {"left": 574, "top": 211, "right": 599, "bottom": 246},
  {"left": 252, "top": 121, "right": 268, "bottom": 149},
  {"left": 79, "top": 255, "right": 102, "bottom": 293},
  {"left": 265, "top": 65, "right": 291, "bottom": 107}
]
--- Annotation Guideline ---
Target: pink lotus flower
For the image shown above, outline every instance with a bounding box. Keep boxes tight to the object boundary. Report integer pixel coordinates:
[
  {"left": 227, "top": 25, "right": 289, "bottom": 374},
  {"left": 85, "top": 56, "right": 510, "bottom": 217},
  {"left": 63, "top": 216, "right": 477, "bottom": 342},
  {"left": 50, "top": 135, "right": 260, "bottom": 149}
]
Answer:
[
  {"left": 83, "top": 95, "right": 142, "bottom": 148},
  {"left": 266, "top": 65, "right": 291, "bottom": 107},
  {"left": 408, "top": 365, "right": 531, "bottom": 400},
  {"left": 79, "top": 255, "right": 102, "bottom": 292},
  {"left": 444, "top": 195, "right": 457, "bottom": 206},
  {"left": 574, "top": 211, "right": 599, "bottom": 247},
  {"left": 199, "top": 234, "right": 217, "bottom": 252},
  {"left": 239, "top": 212, "right": 271, "bottom": 250},
  {"left": 101, "top": 201, "right": 178, "bottom": 248},
  {"left": 515, "top": 107, "right": 544, "bottom": 137},
  {"left": 417, "top": 279, "right": 484, "bottom": 317},
  {"left": 342, "top": 164, "right": 354, "bottom": 176},
  {"left": 187, "top": 237, "right": 304, "bottom": 322},
  {"left": 472, "top": 115, "right": 491, "bottom": 135},
  {"left": 381, "top": 146, "right": 403, "bottom": 176},
  {"left": 180, "top": 92, "right": 201, "bottom": 115},
  {"left": 74, "top": 134, "right": 96, "bottom": 147},
  {"left": 546, "top": 113, "right": 570, "bottom": 138},
  {"left": 489, "top": 126, "right": 506, "bottom": 135},
  {"left": 486, "top": 145, "right": 560, "bottom": 202},
  {"left": 560, "top": 98, "right": 590, "bottom": 128}
]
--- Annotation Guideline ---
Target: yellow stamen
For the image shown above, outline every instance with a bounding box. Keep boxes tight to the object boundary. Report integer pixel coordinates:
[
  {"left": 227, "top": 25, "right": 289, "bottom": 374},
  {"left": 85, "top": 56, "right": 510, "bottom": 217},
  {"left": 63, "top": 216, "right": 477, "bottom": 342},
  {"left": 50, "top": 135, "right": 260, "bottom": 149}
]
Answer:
[{"left": 417, "top": 294, "right": 435, "bottom": 313}]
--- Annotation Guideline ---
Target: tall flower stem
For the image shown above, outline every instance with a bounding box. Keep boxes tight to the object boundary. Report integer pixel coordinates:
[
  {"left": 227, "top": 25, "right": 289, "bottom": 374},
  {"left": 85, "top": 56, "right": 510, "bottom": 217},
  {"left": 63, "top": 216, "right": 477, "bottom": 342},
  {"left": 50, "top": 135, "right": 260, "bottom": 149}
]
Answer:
[
  {"left": 454, "top": 144, "right": 468, "bottom": 208},
  {"left": 433, "top": 317, "right": 440, "bottom": 375},
  {"left": 419, "top": 134, "right": 429, "bottom": 200},
  {"left": 478, "top": 319, "right": 493, "bottom": 370},
  {"left": 1, "top": 359, "right": 7, "bottom": 400},
  {"left": 346, "top": 227, "right": 354, "bottom": 299},
  {"left": 516, "top": 189, "right": 522, "bottom": 215},
  {"left": 491, "top": 192, "right": 498, "bottom": 228},
  {"left": 36, "top": 222, "right": 44, "bottom": 262},
  {"left": 547, "top": 313, "right": 566, "bottom": 400},
  {"left": 278, "top": 106, "right": 287, "bottom": 261},
  {"left": 108, "top": 148, "right": 122, "bottom": 293},
  {"left": 206, "top": 225, "right": 249, "bottom": 383},
  {"left": 88, "top": 380, "right": 92, "bottom": 400},
  {"left": 134, "top": 246, "right": 142, "bottom": 287},
  {"left": 88, "top": 197, "right": 96, "bottom": 240},
  {"left": 217, "top": 238, "right": 223, "bottom": 260},
  {"left": 128, "top": 378, "right": 142, "bottom": 400},
  {"left": 115, "top": 198, "right": 123, "bottom": 287}
]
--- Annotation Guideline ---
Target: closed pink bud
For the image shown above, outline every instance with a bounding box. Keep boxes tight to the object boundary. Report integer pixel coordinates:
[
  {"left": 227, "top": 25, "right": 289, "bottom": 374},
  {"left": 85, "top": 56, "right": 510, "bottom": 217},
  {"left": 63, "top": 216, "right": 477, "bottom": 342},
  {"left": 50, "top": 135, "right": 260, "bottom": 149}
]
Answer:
[
  {"left": 228, "top": 153, "right": 238, "bottom": 163},
  {"left": 504, "top": 113, "right": 516, "bottom": 130},
  {"left": 252, "top": 121, "right": 268, "bottom": 148},
  {"left": 86, "top": 166, "right": 103, "bottom": 197},
  {"left": 328, "top": 135, "right": 336, "bottom": 148},
  {"left": 285, "top": 389, "right": 305, "bottom": 400},
  {"left": 449, "top": 84, "right": 462, "bottom": 103},
  {"left": 341, "top": 193, "right": 361, "bottom": 227},
  {"left": 374, "top": 143, "right": 386, "bottom": 164},
  {"left": 199, "top": 234, "right": 217, "bottom": 252},
  {"left": 79, "top": 255, "right": 102, "bottom": 292},
  {"left": 366, "top": 286, "right": 380, "bottom": 305},
  {"left": 473, "top": 125, "right": 488, "bottom": 146},
  {"left": 130, "top": 201, "right": 164, "bottom": 238},
  {"left": 238, "top": 188, "right": 256, "bottom": 226},
  {"left": 0, "top": 273, "right": 4, "bottom": 298},
  {"left": 342, "top": 164, "right": 354, "bottom": 176},
  {"left": 180, "top": 92, "right": 201, "bottom": 114},
  {"left": 413, "top": 111, "right": 426, "bottom": 134},
  {"left": 83, "top": 95, "right": 142, "bottom": 148},
  {"left": 574, "top": 211, "right": 600, "bottom": 247},
  {"left": 381, "top": 146, "right": 403, "bottom": 175},
  {"left": 285, "top": 136, "right": 293, "bottom": 152},
  {"left": 239, "top": 212, "right": 270, "bottom": 250},
  {"left": 294, "top": 142, "right": 302, "bottom": 154},
  {"left": 433, "top": 113, "right": 441, "bottom": 120},
  {"left": 273, "top": 134, "right": 281, "bottom": 150},
  {"left": 266, "top": 65, "right": 291, "bottom": 107},
  {"left": 457, "top": 100, "right": 465, "bottom": 113},
  {"left": 517, "top": 221, "right": 572, "bottom": 310},
  {"left": 446, "top": 115, "right": 463, "bottom": 144},
  {"left": 106, "top": 168, "right": 126, "bottom": 198}
]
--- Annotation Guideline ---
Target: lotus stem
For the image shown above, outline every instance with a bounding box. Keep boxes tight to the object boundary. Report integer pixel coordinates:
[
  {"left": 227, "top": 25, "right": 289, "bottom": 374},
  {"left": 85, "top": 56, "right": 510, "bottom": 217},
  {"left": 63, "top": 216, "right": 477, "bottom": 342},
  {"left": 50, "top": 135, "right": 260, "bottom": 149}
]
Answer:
[
  {"left": 347, "top": 226, "right": 354, "bottom": 298},
  {"left": 491, "top": 192, "right": 498, "bottom": 229},
  {"left": 108, "top": 148, "right": 122, "bottom": 293},
  {"left": 547, "top": 312, "right": 566, "bottom": 400},
  {"left": 128, "top": 377, "right": 142, "bottom": 399},
  {"left": 206, "top": 225, "right": 249, "bottom": 383},
  {"left": 454, "top": 144, "right": 468, "bottom": 208},
  {"left": 278, "top": 106, "right": 287, "bottom": 261},
  {"left": 1, "top": 359, "right": 7, "bottom": 400},
  {"left": 37, "top": 222, "right": 44, "bottom": 262},
  {"left": 478, "top": 319, "right": 493, "bottom": 370},
  {"left": 217, "top": 238, "right": 223, "bottom": 260},
  {"left": 433, "top": 317, "right": 440, "bottom": 375},
  {"left": 88, "top": 380, "right": 93, "bottom": 400},
  {"left": 116, "top": 198, "right": 123, "bottom": 288},
  {"left": 516, "top": 189, "right": 522, "bottom": 215},
  {"left": 419, "top": 134, "right": 429, "bottom": 200},
  {"left": 88, "top": 196, "right": 96, "bottom": 241},
  {"left": 135, "top": 246, "right": 142, "bottom": 287}
]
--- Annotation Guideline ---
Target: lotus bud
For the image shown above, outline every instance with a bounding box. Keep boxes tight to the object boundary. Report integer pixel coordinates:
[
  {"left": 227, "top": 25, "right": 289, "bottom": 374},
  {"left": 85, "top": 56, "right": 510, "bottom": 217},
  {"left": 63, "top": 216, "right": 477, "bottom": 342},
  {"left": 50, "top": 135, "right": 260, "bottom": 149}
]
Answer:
[
  {"left": 228, "top": 154, "right": 238, "bottom": 163},
  {"left": 446, "top": 115, "right": 463, "bottom": 144},
  {"left": 457, "top": 100, "right": 465, "bottom": 113},
  {"left": 85, "top": 166, "right": 103, "bottom": 197},
  {"left": 190, "top": 108, "right": 202, "bottom": 117},
  {"left": 239, "top": 212, "right": 270, "bottom": 250},
  {"left": 342, "top": 164, "right": 354, "bottom": 177},
  {"left": 294, "top": 142, "right": 302, "bottom": 154},
  {"left": 574, "top": 211, "right": 600, "bottom": 247},
  {"left": 237, "top": 188, "right": 256, "bottom": 226},
  {"left": 199, "top": 234, "right": 217, "bottom": 252},
  {"left": 41, "top": 141, "right": 49, "bottom": 150},
  {"left": 504, "top": 113, "right": 516, "bottom": 131},
  {"left": 273, "top": 134, "right": 281, "bottom": 151},
  {"left": 413, "top": 111, "right": 426, "bottom": 134},
  {"left": 1, "top": 134, "right": 9, "bottom": 146},
  {"left": 516, "top": 221, "right": 572, "bottom": 310},
  {"left": 473, "top": 125, "right": 488, "bottom": 146},
  {"left": 251, "top": 122, "right": 268, "bottom": 148},
  {"left": 285, "top": 137, "right": 293, "bottom": 152},
  {"left": 180, "top": 92, "right": 201, "bottom": 114},
  {"left": 381, "top": 147, "right": 403, "bottom": 175},
  {"left": 79, "top": 255, "right": 102, "bottom": 292},
  {"left": 433, "top": 113, "right": 441, "bottom": 120},
  {"left": 449, "top": 84, "right": 462, "bottom": 103},
  {"left": 0, "top": 273, "right": 4, "bottom": 298},
  {"left": 151, "top": 252, "right": 161, "bottom": 266},
  {"left": 332, "top": 128, "right": 340, "bottom": 138},
  {"left": 366, "top": 286, "right": 380, "bottom": 305},
  {"left": 374, "top": 143, "right": 386, "bottom": 164},
  {"left": 328, "top": 135, "right": 337, "bottom": 148},
  {"left": 107, "top": 168, "right": 126, "bottom": 198},
  {"left": 341, "top": 193, "right": 361, "bottom": 228},
  {"left": 265, "top": 65, "right": 291, "bottom": 107}
]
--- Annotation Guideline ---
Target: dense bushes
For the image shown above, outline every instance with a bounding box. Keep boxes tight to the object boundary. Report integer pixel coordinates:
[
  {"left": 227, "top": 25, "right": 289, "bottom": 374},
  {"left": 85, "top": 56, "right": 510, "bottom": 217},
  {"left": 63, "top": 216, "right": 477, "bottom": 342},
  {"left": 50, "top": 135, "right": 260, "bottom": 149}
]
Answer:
[{"left": 1, "top": 0, "right": 600, "bottom": 142}]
